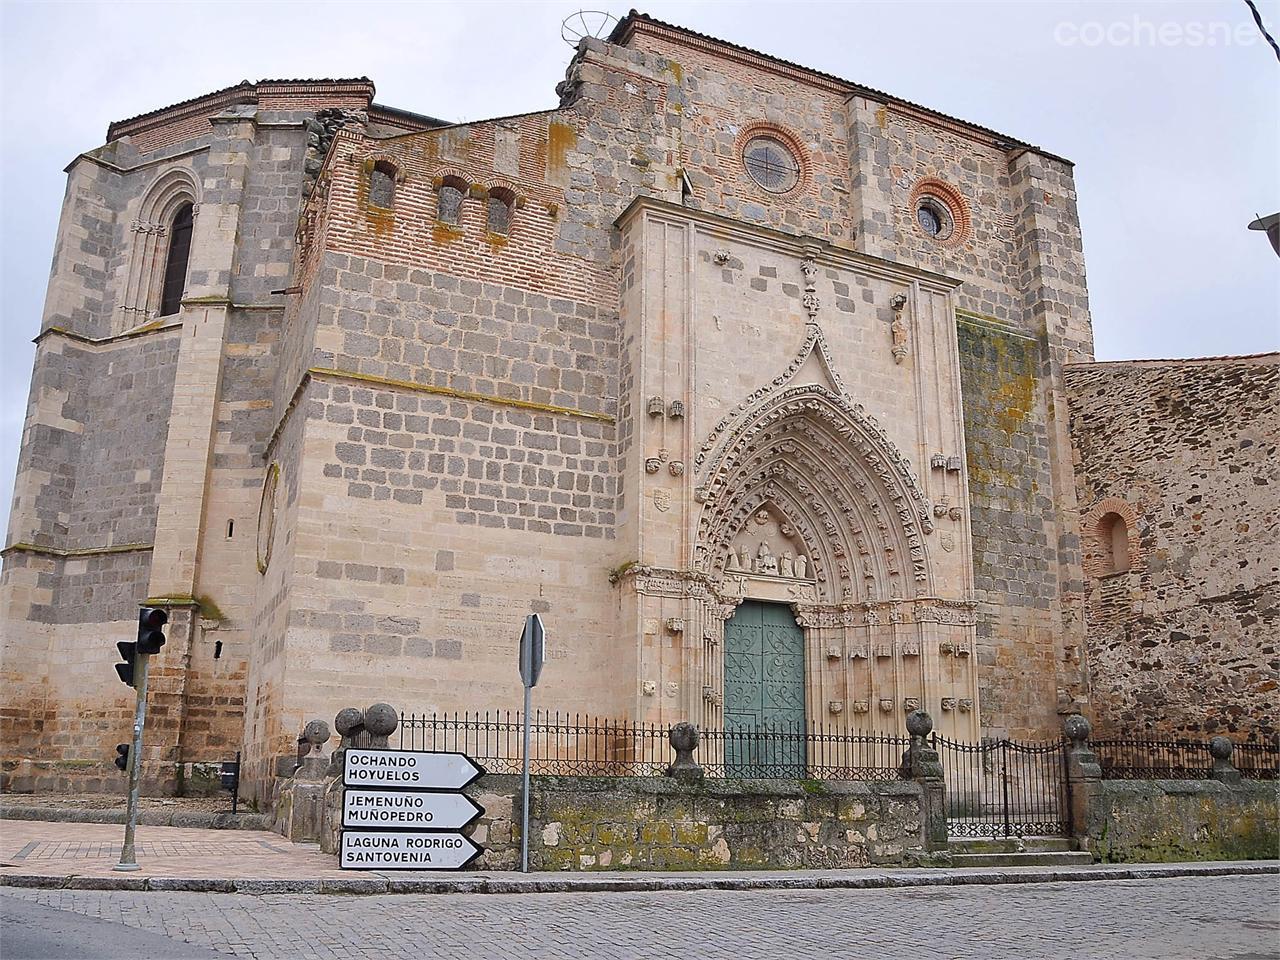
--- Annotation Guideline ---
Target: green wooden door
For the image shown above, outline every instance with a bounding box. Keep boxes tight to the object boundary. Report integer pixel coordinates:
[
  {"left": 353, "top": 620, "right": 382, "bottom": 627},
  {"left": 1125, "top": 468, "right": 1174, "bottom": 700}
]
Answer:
[{"left": 723, "top": 601, "right": 806, "bottom": 778}]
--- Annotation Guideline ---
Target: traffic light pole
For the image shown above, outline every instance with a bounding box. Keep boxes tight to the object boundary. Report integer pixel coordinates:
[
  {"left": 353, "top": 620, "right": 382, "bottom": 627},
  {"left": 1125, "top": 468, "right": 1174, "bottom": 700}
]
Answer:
[{"left": 114, "top": 651, "right": 150, "bottom": 872}]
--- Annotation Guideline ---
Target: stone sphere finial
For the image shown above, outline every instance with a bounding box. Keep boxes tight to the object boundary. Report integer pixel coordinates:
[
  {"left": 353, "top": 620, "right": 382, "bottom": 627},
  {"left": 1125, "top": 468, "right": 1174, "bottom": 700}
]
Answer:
[
  {"left": 364, "top": 703, "right": 399, "bottom": 737},
  {"left": 1063, "top": 713, "right": 1091, "bottom": 746},
  {"left": 334, "top": 707, "right": 365, "bottom": 737},
  {"left": 669, "top": 721, "right": 700, "bottom": 753},
  {"left": 1208, "top": 735, "right": 1234, "bottom": 761},
  {"left": 302, "top": 719, "right": 331, "bottom": 746},
  {"left": 905, "top": 710, "right": 933, "bottom": 738}
]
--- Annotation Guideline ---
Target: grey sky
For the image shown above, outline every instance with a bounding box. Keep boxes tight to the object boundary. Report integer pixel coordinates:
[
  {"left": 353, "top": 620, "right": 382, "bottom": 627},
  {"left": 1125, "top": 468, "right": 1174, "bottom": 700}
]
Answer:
[{"left": 2, "top": 0, "right": 1278, "bottom": 541}]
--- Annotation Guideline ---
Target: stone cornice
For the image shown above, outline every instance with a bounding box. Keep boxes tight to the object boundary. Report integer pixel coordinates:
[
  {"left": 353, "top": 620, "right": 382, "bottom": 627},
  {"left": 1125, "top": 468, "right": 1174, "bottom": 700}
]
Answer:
[
  {"left": 34, "top": 321, "right": 183, "bottom": 347},
  {"left": 66, "top": 142, "right": 209, "bottom": 175},
  {"left": 955, "top": 310, "right": 1040, "bottom": 343},
  {"left": 615, "top": 197, "right": 964, "bottom": 293},
  {"left": 1, "top": 541, "right": 152, "bottom": 560}
]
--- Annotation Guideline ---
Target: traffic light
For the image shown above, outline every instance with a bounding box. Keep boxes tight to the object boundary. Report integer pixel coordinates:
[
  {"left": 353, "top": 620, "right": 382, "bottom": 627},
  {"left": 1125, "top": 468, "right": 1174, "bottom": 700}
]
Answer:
[
  {"left": 115, "top": 641, "right": 137, "bottom": 686},
  {"left": 114, "top": 743, "right": 130, "bottom": 772},
  {"left": 137, "top": 607, "right": 168, "bottom": 655}
]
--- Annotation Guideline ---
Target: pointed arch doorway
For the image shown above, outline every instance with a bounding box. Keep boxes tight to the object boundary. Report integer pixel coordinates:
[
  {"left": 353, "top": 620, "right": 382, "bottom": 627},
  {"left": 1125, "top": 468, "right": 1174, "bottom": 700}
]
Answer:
[{"left": 723, "top": 600, "right": 805, "bottom": 777}]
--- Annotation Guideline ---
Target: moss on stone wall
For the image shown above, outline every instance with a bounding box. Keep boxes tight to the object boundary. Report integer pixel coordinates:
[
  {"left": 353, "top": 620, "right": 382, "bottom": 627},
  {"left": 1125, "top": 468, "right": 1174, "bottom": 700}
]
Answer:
[
  {"left": 956, "top": 315, "right": 1058, "bottom": 734},
  {"left": 469, "top": 774, "right": 927, "bottom": 872},
  {"left": 1092, "top": 780, "right": 1279, "bottom": 863}
]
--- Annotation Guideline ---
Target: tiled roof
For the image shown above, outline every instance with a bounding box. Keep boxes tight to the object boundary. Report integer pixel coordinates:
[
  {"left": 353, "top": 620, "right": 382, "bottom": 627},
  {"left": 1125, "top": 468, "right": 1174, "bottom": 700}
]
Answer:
[
  {"left": 1065, "top": 352, "right": 1280, "bottom": 368},
  {"left": 610, "top": 10, "right": 1068, "bottom": 163},
  {"left": 107, "top": 78, "right": 376, "bottom": 139}
]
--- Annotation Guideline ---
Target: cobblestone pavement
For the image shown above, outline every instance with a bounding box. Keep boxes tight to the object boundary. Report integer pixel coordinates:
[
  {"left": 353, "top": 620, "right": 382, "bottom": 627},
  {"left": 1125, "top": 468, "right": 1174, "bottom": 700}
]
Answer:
[{"left": 4, "top": 875, "right": 1279, "bottom": 960}]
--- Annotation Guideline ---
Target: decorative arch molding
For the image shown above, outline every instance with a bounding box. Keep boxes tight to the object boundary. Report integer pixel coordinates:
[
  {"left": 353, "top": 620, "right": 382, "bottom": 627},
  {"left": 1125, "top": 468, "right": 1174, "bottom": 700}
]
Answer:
[
  {"left": 1082, "top": 495, "right": 1142, "bottom": 578},
  {"left": 475, "top": 177, "right": 527, "bottom": 208},
  {"left": 697, "top": 384, "right": 933, "bottom": 538},
  {"left": 118, "top": 167, "right": 201, "bottom": 332},
  {"left": 694, "top": 325, "right": 846, "bottom": 473},
  {"left": 694, "top": 388, "right": 933, "bottom": 603}
]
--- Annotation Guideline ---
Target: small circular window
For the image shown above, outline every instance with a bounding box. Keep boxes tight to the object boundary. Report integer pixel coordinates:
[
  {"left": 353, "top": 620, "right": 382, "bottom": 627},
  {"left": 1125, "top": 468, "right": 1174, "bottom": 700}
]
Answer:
[
  {"left": 915, "top": 197, "right": 953, "bottom": 240},
  {"left": 908, "top": 178, "right": 970, "bottom": 246},
  {"left": 743, "top": 136, "right": 800, "bottom": 193}
]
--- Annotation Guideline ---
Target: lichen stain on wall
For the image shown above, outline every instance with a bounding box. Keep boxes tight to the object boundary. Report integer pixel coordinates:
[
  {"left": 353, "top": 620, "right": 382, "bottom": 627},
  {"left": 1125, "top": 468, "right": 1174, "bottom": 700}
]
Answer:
[{"left": 546, "top": 121, "right": 578, "bottom": 177}]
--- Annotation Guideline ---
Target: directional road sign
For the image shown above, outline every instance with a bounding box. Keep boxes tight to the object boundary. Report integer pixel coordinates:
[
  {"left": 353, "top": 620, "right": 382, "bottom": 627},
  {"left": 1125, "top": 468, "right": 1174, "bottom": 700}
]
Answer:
[
  {"left": 519, "top": 613, "right": 545, "bottom": 688},
  {"left": 340, "top": 830, "right": 483, "bottom": 870},
  {"left": 343, "top": 749, "right": 485, "bottom": 790},
  {"left": 342, "top": 788, "right": 484, "bottom": 830}
]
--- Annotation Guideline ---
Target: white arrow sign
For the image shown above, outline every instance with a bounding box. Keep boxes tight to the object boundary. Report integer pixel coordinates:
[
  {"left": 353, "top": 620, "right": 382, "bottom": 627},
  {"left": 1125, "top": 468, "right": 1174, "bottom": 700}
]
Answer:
[
  {"left": 343, "top": 749, "right": 485, "bottom": 790},
  {"left": 340, "top": 830, "right": 482, "bottom": 871},
  {"left": 342, "top": 789, "right": 484, "bottom": 830}
]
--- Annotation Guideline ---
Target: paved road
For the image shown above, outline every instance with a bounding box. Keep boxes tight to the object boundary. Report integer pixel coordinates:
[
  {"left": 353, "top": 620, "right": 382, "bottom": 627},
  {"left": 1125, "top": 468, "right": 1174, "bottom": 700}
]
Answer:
[
  {"left": 3, "top": 875, "right": 1279, "bottom": 960},
  {"left": 1, "top": 894, "right": 232, "bottom": 959}
]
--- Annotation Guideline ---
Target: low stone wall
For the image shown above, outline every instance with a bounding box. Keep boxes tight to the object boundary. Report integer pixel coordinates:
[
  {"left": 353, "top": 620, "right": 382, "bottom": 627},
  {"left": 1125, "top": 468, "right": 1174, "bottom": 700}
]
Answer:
[
  {"left": 1088, "top": 779, "right": 1279, "bottom": 863},
  {"left": 319, "top": 772, "right": 929, "bottom": 870},
  {"left": 472, "top": 775, "right": 926, "bottom": 871}
]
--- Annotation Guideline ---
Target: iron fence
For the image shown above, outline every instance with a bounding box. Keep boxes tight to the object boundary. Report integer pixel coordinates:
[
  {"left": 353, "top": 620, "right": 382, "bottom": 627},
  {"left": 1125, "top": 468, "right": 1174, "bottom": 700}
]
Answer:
[
  {"left": 395, "top": 712, "right": 909, "bottom": 781},
  {"left": 381, "top": 714, "right": 1278, "bottom": 792},
  {"left": 930, "top": 734, "right": 1069, "bottom": 838},
  {"left": 1093, "top": 737, "right": 1279, "bottom": 781}
]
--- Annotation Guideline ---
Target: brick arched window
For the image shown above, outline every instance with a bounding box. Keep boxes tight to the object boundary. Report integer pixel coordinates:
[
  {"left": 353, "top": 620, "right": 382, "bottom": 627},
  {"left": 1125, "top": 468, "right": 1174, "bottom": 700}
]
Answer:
[
  {"left": 368, "top": 160, "right": 397, "bottom": 209},
  {"left": 486, "top": 187, "right": 516, "bottom": 236},
  {"left": 1097, "top": 512, "right": 1130, "bottom": 575},
  {"left": 158, "top": 202, "right": 193, "bottom": 317},
  {"left": 434, "top": 175, "right": 468, "bottom": 226}
]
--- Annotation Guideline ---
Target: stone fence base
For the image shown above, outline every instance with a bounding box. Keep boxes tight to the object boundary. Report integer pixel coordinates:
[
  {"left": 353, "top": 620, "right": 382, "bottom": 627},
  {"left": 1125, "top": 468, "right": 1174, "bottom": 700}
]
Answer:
[
  {"left": 1087, "top": 779, "right": 1279, "bottom": 863},
  {"left": 316, "top": 773, "right": 932, "bottom": 871}
]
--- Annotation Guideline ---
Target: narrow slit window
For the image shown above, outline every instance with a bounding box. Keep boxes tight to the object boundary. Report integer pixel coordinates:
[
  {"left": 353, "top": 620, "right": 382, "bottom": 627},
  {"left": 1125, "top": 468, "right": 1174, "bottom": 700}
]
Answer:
[
  {"left": 159, "top": 203, "right": 193, "bottom": 317},
  {"left": 226, "top": 518, "right": 235, "bottom": 539}
]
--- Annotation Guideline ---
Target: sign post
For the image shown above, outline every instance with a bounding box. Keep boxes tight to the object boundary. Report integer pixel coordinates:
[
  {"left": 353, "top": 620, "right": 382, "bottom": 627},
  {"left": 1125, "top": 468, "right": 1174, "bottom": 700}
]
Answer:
[
  {"left": 339, "top": 748, "right": 485, "bottom": 871},
  {"left": 518, "top": 613, "right": 545, "bottom": 873},
  {"left": 114, "top": 651, "right": 150, "bottom": 872}
]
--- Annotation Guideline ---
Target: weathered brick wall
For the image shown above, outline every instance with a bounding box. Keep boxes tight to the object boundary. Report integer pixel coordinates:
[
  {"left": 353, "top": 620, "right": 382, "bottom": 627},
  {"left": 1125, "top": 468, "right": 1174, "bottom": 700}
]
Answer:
[{"left": 1067, "top": 356, "right": 1279, "bottom": 740}]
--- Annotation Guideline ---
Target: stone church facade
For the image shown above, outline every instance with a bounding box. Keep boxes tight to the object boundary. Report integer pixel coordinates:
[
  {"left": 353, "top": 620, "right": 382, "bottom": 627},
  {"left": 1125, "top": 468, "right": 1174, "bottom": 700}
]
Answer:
[{"left": 3, "top": 13, "right": 1271, "bottom": 802}]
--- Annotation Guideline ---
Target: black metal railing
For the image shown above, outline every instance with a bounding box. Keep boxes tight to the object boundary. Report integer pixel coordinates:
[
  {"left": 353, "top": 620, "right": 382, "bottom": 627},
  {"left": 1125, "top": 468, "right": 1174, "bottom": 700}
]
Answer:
[
  {"left": 1093, "top": 737, "right": 1279, "bottom": 781},
  {"left": 395, "top": 712, "right": 909, "bottom": 782},
  {"left": 930, "top": 734, "right": 1069, "bottom": 838},
  {"left": 1235, "top": 741, "right": 1280, "bottom": 780}
]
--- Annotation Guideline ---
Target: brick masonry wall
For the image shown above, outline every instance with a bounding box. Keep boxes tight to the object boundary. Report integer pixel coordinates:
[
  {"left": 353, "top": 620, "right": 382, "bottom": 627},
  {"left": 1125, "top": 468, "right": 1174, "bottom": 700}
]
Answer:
[{"left": 1067, "top": 356, "right": 1279, "bottom": 740}]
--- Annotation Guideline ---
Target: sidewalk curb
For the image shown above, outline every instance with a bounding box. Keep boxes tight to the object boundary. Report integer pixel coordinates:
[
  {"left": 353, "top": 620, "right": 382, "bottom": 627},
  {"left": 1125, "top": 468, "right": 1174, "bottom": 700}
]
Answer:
[
  {"left": 2, "top": 862, "right": 1275, "bottom": 896},
  {"left": 0, "top": 807, "right": 272, "bottom": 832}
]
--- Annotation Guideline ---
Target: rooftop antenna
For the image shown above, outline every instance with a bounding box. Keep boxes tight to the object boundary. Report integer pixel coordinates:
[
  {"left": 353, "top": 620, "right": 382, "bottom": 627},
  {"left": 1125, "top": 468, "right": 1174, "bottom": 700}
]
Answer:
[{"left": 561, "top": 10, "right": 619, "bottom": 47}]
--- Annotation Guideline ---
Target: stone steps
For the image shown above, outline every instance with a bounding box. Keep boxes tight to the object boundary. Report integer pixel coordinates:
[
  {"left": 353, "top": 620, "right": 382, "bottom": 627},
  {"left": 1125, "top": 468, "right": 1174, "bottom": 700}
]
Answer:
[
  {"left": 948, "top": 837, "right": 1078, "bottom": 854},
  {"left": 949, "top": 850, "right": 1095, "bottom": 868},
  {"left": 947, "top": 836, "right": 1093, "bottom": 868}
]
